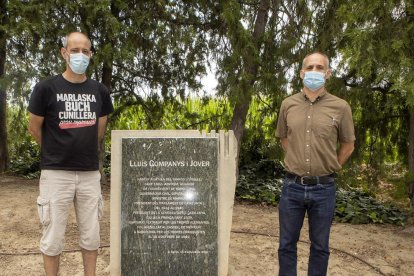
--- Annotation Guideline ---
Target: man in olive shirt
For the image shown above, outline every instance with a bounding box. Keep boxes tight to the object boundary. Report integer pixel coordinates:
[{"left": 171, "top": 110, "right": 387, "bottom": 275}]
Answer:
[{"left": 276, "top": 51, "right": 355, "bottom": 276}]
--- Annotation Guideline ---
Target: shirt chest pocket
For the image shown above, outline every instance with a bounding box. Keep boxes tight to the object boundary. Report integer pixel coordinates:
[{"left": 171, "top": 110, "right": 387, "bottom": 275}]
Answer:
[{"left": 315, "top": 118, "right": 338, "bottom": 139}]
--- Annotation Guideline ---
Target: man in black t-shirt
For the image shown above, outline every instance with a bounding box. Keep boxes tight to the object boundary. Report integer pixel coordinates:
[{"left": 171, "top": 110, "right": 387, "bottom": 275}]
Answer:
[{"left": 28, "top": 31, "right": 113, "bottom": 276}]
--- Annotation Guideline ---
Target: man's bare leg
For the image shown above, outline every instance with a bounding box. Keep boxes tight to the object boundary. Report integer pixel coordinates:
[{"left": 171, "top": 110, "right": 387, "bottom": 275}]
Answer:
[
  {"left": 82, "top": 248, "right": 98, "bottom": 276},
  {"left": 43, "top": 254, "right": 60, "bottom": 276}
]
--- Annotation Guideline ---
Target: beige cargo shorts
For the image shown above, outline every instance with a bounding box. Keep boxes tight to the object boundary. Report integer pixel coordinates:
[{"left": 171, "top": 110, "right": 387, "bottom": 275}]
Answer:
[{"left": 36, "top": 170, "right": 103, "bottom": 256}]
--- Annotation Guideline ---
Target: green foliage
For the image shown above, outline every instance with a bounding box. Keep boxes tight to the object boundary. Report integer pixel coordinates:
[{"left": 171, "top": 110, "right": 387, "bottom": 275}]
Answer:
[
  {"left": 386, "top": 171, "right": 414, "bottom": 203},
  {"left": 392, "top": 179, "right": 410, "bottom": 201},
  {"left": 335, "top": 162, "right": 362, "bottom": 189},
  {"left": 102, "top": 150, "right": 111, "bottom": 177},
  {"left": 333, "top": 0, "right": 413, "bottom": 184},
  {"left": 239, "top": 96, "right": 280, "bottom": 166},
  {"left": 9, "top": 141, "right": 40, "bottom": 179},
  {"left": 236, "top": 159, "right": 285, "bottom": 206},
  {"left": 7, "top": 108, "right": 40, "bottom": 178},
  {"left": 335, "top": 188, "right": 406, "bottom": 225},
  {"left": 236, "top": 159, "right": 408, "bottom": 225},
  {"left": 110, "top": 96, "right": 231, "bottom": 132}
]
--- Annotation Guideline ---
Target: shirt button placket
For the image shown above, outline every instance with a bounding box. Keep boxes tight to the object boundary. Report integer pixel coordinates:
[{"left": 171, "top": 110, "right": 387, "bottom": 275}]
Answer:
[{"left": 305, "top": 102, "right": 313, "bottom": 175}]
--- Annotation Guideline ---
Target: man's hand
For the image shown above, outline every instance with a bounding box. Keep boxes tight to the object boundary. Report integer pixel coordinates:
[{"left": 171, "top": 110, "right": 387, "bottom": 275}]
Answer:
[{"left": 28, "top": 113, "right": 44, "bottom": 146}]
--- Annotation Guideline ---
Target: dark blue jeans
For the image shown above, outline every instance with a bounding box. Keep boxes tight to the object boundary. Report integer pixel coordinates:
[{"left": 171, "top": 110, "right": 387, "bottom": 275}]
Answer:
[{"left": 278, "top": 177, "right": 336, "bottom": 276}]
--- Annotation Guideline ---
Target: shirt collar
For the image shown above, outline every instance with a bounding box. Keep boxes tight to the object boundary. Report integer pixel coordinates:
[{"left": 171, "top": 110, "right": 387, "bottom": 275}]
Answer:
[{"left": 301, "top": 90, "right": 328, "bottom": 103}]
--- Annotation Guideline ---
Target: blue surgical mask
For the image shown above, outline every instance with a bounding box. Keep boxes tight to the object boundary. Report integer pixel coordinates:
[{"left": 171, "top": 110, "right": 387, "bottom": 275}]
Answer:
[
  {"left": 303, "top": 71, "right": 325, "bottom": 91},
  {"left": 68, "top": 53, "right": 90, "bottom": 74}
]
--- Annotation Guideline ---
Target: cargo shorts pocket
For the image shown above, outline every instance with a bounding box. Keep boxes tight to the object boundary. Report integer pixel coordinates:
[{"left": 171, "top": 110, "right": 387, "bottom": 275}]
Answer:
[
  {"left": 98, "top": 195, "right": 104, "bottom": 220},
  {"left": 37, "top": 196, "right": 50, "bottom": 226}
]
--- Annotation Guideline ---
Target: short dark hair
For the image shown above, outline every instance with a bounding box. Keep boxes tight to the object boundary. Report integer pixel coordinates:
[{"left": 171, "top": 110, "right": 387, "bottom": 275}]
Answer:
[{"left": 302, "top": 51, "right": 330, "bottom": 69}]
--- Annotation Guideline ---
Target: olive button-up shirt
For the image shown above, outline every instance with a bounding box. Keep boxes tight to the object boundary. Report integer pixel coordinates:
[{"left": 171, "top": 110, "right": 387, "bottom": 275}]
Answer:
[{"left": 276, "top": 91, "right": 355, "bottom": 177}]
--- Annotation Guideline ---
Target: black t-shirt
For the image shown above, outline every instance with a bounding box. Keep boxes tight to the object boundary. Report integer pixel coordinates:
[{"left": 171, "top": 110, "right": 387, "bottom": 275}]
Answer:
[{"left": 28, "top": 75, "right": 114, "bottom": 171}]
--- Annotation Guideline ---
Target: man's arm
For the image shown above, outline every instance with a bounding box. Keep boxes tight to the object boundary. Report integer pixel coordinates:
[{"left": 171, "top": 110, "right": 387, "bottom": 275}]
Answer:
[
  {"left": 98, "top": 115, "right": 108, "bottom": 146},
  {"left": 28, "top": 113, "right": 44, "bottom": 146},
  {"left": 280, "top": 138, "right": 288, "bottom": 152},
  {"left": 337, "top": 141, "right": 354, "bottom": 166}
]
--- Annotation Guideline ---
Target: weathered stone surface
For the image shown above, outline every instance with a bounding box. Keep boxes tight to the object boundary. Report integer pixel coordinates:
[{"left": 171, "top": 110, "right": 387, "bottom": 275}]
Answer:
[{"left": 121, "top": 138, "right": 218, "bottom": 276}]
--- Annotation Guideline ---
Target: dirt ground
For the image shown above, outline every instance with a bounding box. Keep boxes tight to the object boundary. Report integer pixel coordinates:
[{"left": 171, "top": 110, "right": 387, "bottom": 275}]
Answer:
[{"left": 1, "top": 175, "right": 414, "bottom": 276}]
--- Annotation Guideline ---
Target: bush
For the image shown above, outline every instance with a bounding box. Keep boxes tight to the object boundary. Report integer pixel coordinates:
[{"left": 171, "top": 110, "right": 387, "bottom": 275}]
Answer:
[
  {"left": 236, "top": 160, "right": 407, "bottom": 225},
  {"left": 335, "top": 188, "right": 406, "bottom": 225},
  {"left": 236, "top": 159, "right": 285, "bottom": 206},
  {"left": 9, "top": 141, "right": 41, "bottom": 179}
]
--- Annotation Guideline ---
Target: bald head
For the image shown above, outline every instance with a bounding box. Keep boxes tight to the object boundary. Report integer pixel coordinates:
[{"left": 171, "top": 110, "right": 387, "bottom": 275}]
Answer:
[{"left": 63, "top": 32, "right": 91, "bottom": 50}]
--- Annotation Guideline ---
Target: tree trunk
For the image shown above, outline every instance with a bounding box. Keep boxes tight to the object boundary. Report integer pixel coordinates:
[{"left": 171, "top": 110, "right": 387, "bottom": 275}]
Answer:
[
  {"left": 229, "top": 0, "right": 271, "bottom": 147},
  {"left": 0, "top": 0, "right": 8, "bottom": 173},
  {"left": 98, "top": 0, "right": 117, "bottom": 185},
  {"left": 99, "top": 62, "right": 113, "bottom": 186},
  {"left": 408, "top": 109, "right": 414, "bottom": 208},
  {"left": 102, "top": 63, "right": 112, "bottom": 91}
]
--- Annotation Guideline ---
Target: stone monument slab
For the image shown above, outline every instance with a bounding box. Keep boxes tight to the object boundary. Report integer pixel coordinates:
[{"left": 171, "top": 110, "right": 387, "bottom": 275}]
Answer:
[
  {"left": 111, "top": 130, "right": 237, "bottom": 276},
  {"left": 121, "top": 137, "right": 218, "bottom": 275}
]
